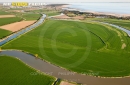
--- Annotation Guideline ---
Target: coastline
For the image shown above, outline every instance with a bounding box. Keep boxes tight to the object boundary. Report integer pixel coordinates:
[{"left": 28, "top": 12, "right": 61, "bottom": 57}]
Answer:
[{"left": 61, "top": 4, "right": 130, "bottom": 18}]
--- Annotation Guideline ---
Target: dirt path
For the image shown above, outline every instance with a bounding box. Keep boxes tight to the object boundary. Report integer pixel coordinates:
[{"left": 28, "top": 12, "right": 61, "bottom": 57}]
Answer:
[
  {"left": 121, "top": 43, "right": 126, "bottom": 49},
  {"left": 0, "top": 15, "right": 15, "bottom": 18},
  {"left": 52, "top": 14, "right": 70, "bottom": 19},
  {"left": 0, "top": 20, "right": 36, "bottom": 32},
  {"left": 60, "top": 81, "right": 75, "bottom": 85}
]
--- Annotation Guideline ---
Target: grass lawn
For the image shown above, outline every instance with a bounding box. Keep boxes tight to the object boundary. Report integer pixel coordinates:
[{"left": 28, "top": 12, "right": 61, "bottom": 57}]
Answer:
[
  {"left": 0, "top": 29, "right": 12, "bottom": 39},
  {"left": 0, "top": 17, "right": 22, "bottom": 26},
  {"left": 0, "top": 56, "right": 55, "bottom": 85},
  {"left": 2, "top": 20, "right": 130, "bottom": 77},
  {"left": 87, "top": 18, "right": 130, "bottom": 30}
]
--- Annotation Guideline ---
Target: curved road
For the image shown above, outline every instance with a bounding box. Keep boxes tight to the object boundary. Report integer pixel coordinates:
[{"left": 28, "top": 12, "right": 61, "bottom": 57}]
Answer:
[{"left": 0, "top": 50, "right": 130, "bottom": 85}]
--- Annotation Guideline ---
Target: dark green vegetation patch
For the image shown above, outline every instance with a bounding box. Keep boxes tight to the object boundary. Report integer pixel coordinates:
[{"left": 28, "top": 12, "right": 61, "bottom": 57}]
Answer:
[
  {"left": 0, "top": 17, "right": 22, "bottom": 26},
  {"left": 0, "top": 56, "right": 55, "bottom": 85},
  {"left": 0, "top": 29, "right": 11, "bottom": 39}
]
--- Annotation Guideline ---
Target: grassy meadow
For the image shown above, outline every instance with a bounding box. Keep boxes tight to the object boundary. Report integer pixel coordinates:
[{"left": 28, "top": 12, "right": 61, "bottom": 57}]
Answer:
[
  {"left": 0, "top": 11, "right": 10, "bottom": 15},
  {"left": 0, "top": 17, "right": 22, "bottom": 26},
  {"left": 0, "top": 29, "right": 11, "bottom": 39},
  {"left": 31, "top": 9, "right": 60, "bottom": 16},
  {"left": 44, "top": 11, "right": 60, "bottom": 16},
  {"left": 22, "top": 13, "right": 42, "bottom": 20},
  {"left": 2, "top": 20, "right": 130, "bottom": 77},
  {"left": 0, "top": 56, "right": 55, "bottom": 85},
  {"left": 87, "top": 18, "right": 130, "bottom": 30}
]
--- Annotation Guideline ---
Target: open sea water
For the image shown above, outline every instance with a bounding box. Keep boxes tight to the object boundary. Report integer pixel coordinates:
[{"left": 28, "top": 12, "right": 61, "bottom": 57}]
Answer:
[{"left": 68, "top": 3, "right": 130, "bottom": 14}]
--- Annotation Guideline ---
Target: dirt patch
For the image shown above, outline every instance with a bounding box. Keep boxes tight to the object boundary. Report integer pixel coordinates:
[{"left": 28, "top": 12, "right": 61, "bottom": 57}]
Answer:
[
  {"left": 52, "top": 14, "right": 70, "bottom": 19},
  {"left": 73, "top": 16, "right": 85, "bottom": 20},
  {"left": 60, "top": 81, "right": 75, "bottom": 85},
  {"left": 121, "top": 43, "right": 126, "bottom": 49},
  {"left": 11, "top": 10, "right": 23, "bottom": 13},
  {"left": 0, "top": 15, "right": 15, "bottom": 18},
  {"left": 0, "top": 20, "right": 36, "bottom": 32}
]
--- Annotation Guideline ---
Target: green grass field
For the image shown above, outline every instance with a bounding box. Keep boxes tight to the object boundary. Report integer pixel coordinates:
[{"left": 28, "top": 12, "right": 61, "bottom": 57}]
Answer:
[
  {"left": 44, "top": 11, "right": 60, "bottom": 16},
  {"left": 2, "top": 20, "right": 130, "bottom": 77},
  {"left": 0, "top": 29, "right": 11, "bottom": 39},
  {"left": 0, "top": 17, "right": 22, "bottom": 26},
  {"left": 0, "top": 11, "right": 10, "bottom": 15},
  {"left": 87, "top": 18, "right": 130, "bottom": 30},
  {"left": 29, "top": 9, "right": 60, "bottom": 16},
  {"left": 22, "top": 13, "right": 42, "bottom": 20},
  {"left": 0, "top": 56, "right": 55, "bottom": 85}
]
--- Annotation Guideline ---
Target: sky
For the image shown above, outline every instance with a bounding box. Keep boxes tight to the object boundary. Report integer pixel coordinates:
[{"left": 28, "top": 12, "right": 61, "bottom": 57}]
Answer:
[{"left": 0, "top": 0, "right": 130, "bottom": 2}]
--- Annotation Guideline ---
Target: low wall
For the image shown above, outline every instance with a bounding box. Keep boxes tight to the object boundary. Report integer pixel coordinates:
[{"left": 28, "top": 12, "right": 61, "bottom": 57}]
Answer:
[{"left": 0, "top": 14, "right": 46, "bottom": 46}]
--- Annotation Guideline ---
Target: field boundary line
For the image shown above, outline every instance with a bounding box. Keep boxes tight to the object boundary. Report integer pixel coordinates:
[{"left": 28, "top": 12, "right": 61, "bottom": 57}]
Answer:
[
  {"left": 0, "top": 14, "right": 46, "bottom": 47},
  {"left": 0, "top": 55, "right": 56, "bottom": 84}
]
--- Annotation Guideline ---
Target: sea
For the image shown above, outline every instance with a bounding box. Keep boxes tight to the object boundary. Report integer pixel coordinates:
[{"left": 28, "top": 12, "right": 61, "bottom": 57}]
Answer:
[{"left": 68, "top": 3, "right": 130, "bottom": 14}]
